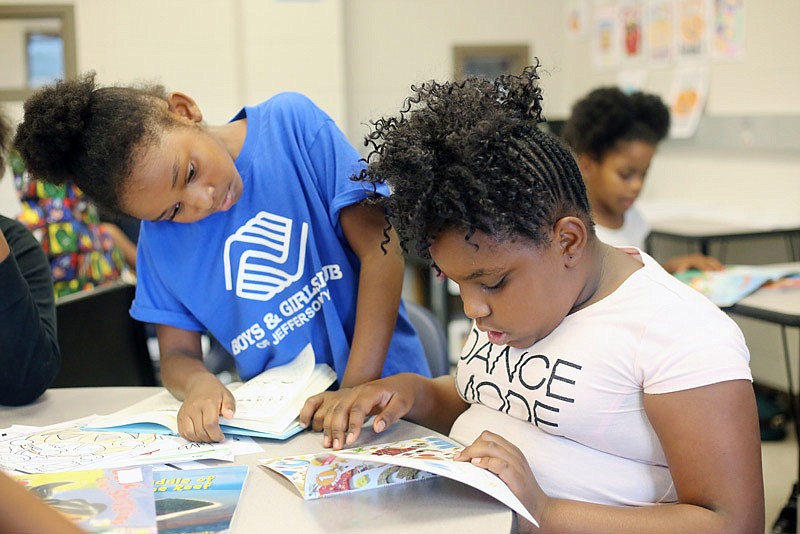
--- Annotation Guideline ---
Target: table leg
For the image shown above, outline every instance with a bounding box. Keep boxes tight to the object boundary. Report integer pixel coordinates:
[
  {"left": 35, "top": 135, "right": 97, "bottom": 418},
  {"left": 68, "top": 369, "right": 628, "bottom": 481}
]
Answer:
[{"left": 772, "top": 325, "right": 799, "bottom": 534}]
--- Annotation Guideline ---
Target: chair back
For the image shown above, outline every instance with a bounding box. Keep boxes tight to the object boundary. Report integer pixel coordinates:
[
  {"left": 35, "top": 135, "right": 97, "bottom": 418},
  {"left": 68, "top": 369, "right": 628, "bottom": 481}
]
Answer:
[
  {"left": 404, "top": 300, "right": 450, "bottom": 377},
  {"left": 54, "top": 282, "right": 157, "bottom": 387}
]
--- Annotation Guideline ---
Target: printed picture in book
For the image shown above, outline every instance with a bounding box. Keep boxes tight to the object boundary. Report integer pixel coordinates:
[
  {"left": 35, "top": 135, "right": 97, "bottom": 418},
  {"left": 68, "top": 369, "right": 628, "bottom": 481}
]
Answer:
[
  {"left": 13, "top": 466, "right": 157, "bottom": 533},
  {"left": 260, "top": 435, "right": 536, "bottom": 525},
  {"left": 153, "top": 465, "right": 249, "bottom": 534}
]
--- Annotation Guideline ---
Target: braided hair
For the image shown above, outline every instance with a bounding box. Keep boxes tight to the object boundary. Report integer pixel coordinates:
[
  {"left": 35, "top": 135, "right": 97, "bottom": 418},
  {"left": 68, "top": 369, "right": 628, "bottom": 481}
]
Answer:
[
  {"left": 13, "top": 72, "right": 170, "bottom": 213},
  {"left": 358, "top": 62, "right": 593, "bottom": 263}
]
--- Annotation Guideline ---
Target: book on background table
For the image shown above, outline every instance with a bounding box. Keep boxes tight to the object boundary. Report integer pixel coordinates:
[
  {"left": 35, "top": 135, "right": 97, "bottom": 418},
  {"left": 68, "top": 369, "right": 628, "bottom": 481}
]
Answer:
[
  {"left": 259, "top": 435, "right": 537, "bottom": 525},
  {"left": 83, "top": 343, "right": 336, "bottom": 439},
  {"left": 674, "top": 263, "right": 800, "bottom": 307},
  {"left": 153, "top": 465, "right": 248, "bottom": 534},
  {"left": 12, "top": 466, "right": 157, "bottom": 533}
]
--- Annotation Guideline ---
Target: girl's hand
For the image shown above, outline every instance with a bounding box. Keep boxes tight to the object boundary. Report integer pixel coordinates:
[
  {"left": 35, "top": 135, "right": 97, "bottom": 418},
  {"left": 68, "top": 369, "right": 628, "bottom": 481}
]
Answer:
[
  {"left": 456, "top": 430, "right": 547, "bottom": 531},
  {"left": 663, "top": 253, "right": 723, "bottom": 274},
  {"left": 176, "top": 374, "right": 236, "bottom": 443},
  {"left": 299, "top": 374, "right": 420, "bottom": 450}
]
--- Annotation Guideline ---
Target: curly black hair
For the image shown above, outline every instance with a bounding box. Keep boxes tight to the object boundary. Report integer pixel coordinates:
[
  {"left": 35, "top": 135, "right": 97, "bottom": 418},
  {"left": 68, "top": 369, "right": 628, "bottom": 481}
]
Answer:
[
  {"left": 13, "top": 72, "right": 170, "bottom": 213},
  {"left": 358, "top": 63, "right": 592, "bottom": 263},
  {"left": 0, "top": 107, "right": 12, "bottom": 175},
  {"left": 561, "top": 86, "right": 670, "bottom": 160}
]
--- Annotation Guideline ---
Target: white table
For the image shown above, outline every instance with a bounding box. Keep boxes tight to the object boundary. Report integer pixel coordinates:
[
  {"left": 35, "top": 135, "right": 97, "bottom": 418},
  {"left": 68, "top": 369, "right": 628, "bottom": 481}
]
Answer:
[{"left": 0, "top": 387, "right": 515, "bottom": 533}]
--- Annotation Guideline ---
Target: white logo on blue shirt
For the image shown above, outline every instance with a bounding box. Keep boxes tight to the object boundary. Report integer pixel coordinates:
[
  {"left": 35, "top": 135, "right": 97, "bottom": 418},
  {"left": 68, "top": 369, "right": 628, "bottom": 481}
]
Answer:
[{"left": 223, "top": 211, "right": 309, "bottom": 301}]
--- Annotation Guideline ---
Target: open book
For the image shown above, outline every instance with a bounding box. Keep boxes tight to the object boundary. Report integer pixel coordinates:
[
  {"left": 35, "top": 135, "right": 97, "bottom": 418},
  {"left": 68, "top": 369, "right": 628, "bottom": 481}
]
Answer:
[
  {"left": 260, "top": 435, "right": 537, "bottom": 525},
  {"left": 674, "top": 263, "right": 800, "bottom": 307},
  {"left": 84, "top": 344, "right": 336, "bottom": 439}
]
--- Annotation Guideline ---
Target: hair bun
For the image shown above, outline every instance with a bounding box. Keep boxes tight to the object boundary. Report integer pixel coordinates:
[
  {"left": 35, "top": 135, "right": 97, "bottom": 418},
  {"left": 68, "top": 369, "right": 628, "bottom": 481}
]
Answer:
[{"left": 14, "top": 72, "right": 98, "bottom": 185}]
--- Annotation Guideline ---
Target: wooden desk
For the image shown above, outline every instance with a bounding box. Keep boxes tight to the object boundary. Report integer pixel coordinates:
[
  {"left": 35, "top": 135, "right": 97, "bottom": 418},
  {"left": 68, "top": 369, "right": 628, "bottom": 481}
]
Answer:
[{"left": 0, "top": 387, "right": 514, "bottom": 534}]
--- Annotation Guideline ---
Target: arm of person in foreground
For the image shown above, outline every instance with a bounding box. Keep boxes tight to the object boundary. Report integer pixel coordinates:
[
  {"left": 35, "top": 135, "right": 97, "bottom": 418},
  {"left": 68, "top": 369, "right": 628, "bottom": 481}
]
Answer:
[
  {"left": 0, "top": 471, "right": 85, "bottom": 534},
  {"left": 300, "top": 373, "right": 469, "bottom": 450},
  {"left": 457, "top": 379, "right": 764, "bottom": 534},
  {"left": 338, "top": 202, "right": 406, "bottom": 387},
  {"left": 299, "top": 202, "right": 411, "bottom": 423},
  {"left": 0, "top": 222, "right": 61, "bottom": 406},
  {"left": 156, "top": 323, "right": 236, "bottom": 443}
]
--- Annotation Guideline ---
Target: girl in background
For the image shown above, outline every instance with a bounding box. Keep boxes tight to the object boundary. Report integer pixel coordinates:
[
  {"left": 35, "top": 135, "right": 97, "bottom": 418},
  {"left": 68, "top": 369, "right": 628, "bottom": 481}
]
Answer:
[{"left": 562, "top": 87, "right": 722, "bottom": 274}]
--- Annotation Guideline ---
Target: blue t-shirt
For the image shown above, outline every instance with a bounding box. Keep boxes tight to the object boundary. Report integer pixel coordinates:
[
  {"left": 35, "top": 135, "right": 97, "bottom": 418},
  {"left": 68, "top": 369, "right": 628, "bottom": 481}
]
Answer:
[{"left": 131, "top": 92, "right": 429, "bottom": 381}]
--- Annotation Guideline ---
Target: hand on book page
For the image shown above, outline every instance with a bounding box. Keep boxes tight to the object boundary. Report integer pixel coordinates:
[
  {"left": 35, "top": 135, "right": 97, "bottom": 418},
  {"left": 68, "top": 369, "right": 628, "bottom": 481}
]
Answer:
[
  {"left": 84, "top": 343, "right": 336, "bottom": 439},
  {"left": 260, "top": 435, "right": 536, "bottom": 525}
]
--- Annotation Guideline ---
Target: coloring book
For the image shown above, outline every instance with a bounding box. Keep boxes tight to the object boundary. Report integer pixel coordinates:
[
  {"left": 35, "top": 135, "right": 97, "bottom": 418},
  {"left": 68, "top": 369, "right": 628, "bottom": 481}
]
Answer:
[
  {"left": 260, "top": 435, "right": 536, "bottom": 525},
  {"left": 83, "top": 344, "right": 336, "bottom": 439},
  {"left": 153, "top": 465, "right": 248, "bottom": 534},
  {"left": 13, "top": 466, "right": 158, "bottom": 533}
]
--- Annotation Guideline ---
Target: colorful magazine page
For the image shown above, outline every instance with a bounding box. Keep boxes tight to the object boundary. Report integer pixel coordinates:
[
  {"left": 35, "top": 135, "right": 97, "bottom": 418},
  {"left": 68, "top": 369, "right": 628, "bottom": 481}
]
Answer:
[
  {"left": 674, "top": 263, "right": 800, "bottom": 307},
  {"left": 762, "top": 273, "right": 800, "bottom": 291},
  {"left": 83, "top": 344, "right": 336, "bottom": 439},
  {"left": 152, "top": 465, "right": 249, "bottom": 534},
  {"left": 260, "top": 435, "right": 536, "bottom": 525},
  {"left": 260, "top": 447, "right": 437, "bottom": 499},
  {"left": 13, "top": 466, "right": 157, "bottom": 533}
]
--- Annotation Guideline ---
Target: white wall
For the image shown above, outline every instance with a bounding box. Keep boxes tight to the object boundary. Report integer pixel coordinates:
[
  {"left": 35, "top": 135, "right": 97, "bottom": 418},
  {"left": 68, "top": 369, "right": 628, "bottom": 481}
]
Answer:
[
  {"left": 0, "top": 0, "right": 346, "bottom": 216},
  {"left": 1, "top": 0, "right": 798, "bottom": 388},
  {"left": 342, "top": 0, "right": 564, "bottom": 149}
]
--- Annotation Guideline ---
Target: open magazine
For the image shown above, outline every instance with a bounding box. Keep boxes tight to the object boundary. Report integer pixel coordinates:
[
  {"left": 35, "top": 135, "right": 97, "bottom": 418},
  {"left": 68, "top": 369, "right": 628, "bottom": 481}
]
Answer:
[
  {"left": 153, "top": 465, "right": 248, "bottom": 534},
  {"left": 260, "top": 435, "right": 536, "bottom": 525},
  {"left": 674, "top": 263, "right": 800, "bottom": 307},
  {"left": 13, "top": 466, "right": 158, "bottom": 533},
  {"left": 83, "top": 344, "right": 336, "bottom": 439}
]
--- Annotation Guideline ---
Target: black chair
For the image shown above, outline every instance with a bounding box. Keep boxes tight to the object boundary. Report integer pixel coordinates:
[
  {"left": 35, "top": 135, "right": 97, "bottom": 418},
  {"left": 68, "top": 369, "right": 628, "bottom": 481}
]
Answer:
[
  {"left": 54, "top": 282, "right": 157, "bottom": 387},
  {"left": 404, "top": 300, "right": 450, "bottom": 377}
]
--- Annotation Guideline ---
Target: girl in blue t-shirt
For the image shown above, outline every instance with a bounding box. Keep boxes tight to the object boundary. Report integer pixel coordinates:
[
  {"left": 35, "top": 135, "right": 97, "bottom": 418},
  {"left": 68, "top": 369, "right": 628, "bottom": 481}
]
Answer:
[{"left": 14, "top": 72, "right": 430, "bottom": 443}]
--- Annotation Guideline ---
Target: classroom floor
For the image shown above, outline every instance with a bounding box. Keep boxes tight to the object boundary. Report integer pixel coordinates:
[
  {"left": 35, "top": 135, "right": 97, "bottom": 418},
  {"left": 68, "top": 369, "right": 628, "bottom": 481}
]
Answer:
[{"left": 763, "top": 424, "right": 798, "bottom": 533}]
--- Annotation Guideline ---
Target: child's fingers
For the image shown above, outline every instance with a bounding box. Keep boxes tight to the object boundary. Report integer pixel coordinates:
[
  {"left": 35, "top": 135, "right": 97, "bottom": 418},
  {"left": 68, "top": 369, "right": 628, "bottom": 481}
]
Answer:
[
  {"left": 456, "top": 430, "right": 522, "bottom": 463},
  {"left": 220, "top": 390, "right": 236, "bottom": 420},
  {"left": 298, "top": 394, "right": 325, "bottom": 429},
  {"left": 201, "top": 405, "right": 226, "bottom": 443},
  {"left": 178, "top": 399, "right": 226, "bottom": 443},
  {"left": 323, "top": 392, "right": 379, "bottom": 450}
]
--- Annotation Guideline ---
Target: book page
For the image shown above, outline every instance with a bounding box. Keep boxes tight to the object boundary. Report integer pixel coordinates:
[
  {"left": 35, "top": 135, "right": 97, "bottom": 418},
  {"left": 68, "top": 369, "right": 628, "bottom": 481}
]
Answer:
[
  {"left": 261, "top": 435, "right": 536, "bottom": 525},
  {"left": 223, "top": 365, "right": 336, "bottom": 435},
  {"left": 335, "top": 436, "right": 536, "bottom": 524},
  {"left": 227, "top": 343, "right": 315, "bottom": 420},
  {"left": 84, "top": 343, "right": 335, "bottom": 439},
  {"left": 82, "top": 390, "right": 182, "bottom": 434}
]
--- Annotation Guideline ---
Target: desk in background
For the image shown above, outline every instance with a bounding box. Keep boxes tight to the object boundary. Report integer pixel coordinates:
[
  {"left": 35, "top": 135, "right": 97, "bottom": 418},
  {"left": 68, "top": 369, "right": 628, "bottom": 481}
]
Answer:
[
  {"left": 645, "top": 217, "right": 800, "bottom": 262},
  {"left": 637, "top": 199, "right": 800, "bottom": 262},
  {"left": 0, "top": 387, "right": 514, "bottom": 534},
  {"left": 728, "top": 280, "right": 800, "bottom": 532}
]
